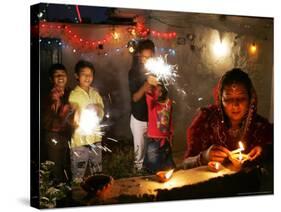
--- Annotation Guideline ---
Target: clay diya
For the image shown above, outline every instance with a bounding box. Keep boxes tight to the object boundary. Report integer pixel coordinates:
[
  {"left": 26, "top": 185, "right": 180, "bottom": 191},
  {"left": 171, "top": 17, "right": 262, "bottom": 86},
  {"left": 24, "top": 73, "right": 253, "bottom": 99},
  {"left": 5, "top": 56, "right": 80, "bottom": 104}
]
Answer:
[{"left": 156, "top": 169, "right": 174, "bottom": 182}]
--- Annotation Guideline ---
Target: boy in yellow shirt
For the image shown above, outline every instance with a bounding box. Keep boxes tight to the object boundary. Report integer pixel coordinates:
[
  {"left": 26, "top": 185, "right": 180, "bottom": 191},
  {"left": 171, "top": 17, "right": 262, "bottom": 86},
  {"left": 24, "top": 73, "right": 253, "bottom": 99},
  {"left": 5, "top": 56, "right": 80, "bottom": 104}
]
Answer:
[{"left": 69, "top": 60, "right": 104, "bottom": 181}]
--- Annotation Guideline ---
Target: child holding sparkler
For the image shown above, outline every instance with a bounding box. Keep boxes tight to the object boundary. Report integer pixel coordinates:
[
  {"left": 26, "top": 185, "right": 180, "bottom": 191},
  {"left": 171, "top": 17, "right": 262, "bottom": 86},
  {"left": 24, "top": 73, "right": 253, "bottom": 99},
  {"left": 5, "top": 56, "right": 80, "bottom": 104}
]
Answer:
[
  {"left": 42, "top": 63, "right": 72, "bottom": 183},
  {"left": 143, "top": 79, "right": 175, "bottom": 173},
  {"left": 69, "top": 60, "right": 104, "bottom": 182}
]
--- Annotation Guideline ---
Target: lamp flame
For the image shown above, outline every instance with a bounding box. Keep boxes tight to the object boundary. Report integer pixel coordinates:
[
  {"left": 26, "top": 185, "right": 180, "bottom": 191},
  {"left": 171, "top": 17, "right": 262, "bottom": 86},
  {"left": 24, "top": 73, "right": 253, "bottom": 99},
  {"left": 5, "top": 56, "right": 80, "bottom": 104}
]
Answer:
[
  {"left": 156, "top": 169, "right": 174, "bottom": 182},
  {"left": 165, "top": 169, "right": 174, "bottom": 179},
  {"left": 238, "top": 141, "right": 245, "bottom": 151}
]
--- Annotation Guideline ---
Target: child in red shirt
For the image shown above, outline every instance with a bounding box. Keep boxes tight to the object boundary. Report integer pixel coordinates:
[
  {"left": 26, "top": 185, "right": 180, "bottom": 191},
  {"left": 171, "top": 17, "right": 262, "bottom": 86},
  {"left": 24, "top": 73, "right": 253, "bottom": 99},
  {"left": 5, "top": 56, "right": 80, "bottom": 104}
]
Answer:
[
  {"left": 42, "top": 64, "right": 73, "bottom": 183},
  {"left": 143, "top": 80, "right": 175, "bottom": 173}
]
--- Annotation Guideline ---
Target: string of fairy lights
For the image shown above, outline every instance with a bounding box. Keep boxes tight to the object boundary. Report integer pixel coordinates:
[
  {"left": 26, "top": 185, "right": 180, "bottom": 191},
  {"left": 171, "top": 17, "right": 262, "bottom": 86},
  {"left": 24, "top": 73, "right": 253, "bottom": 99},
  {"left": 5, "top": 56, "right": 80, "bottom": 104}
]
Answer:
[{"left": 34, "top": 4, "right": 258, "bottom": 57}]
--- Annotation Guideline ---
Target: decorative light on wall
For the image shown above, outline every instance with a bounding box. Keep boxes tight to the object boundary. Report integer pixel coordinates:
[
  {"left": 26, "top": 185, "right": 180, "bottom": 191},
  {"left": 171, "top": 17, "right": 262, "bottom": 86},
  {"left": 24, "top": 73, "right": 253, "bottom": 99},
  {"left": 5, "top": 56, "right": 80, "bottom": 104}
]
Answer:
[
  {"left": 250, "top": 42, "right": 257, "bottom": 54},
  {"left": 112, "top": 31, "right": 120, "bottom": 40},
  {"left": 212, "top": 39, "right": 229, "bottom": 58},
  {"left": 128, "top": 46, "right": 135, "bottom": 53},
  {"left": 127, "top": 40, "right": 138, "bottom": 54}
]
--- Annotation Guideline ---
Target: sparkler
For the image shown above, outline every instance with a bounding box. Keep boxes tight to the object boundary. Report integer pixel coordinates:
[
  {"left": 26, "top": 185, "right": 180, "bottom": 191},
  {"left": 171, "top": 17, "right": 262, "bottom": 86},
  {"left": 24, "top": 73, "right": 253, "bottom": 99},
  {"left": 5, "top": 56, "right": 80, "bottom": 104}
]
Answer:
[
  {"left": 77, "top": 108, "right": 101, "bottom": 136},
  {"left": 144, "top": 55, "right": 178, "bottom": 86}
]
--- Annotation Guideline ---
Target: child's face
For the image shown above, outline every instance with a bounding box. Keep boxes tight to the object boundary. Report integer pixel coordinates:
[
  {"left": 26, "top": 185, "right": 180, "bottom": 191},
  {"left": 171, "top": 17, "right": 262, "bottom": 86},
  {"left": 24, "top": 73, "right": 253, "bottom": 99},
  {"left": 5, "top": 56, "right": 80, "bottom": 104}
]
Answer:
[
  {"left": 52, "top": 70, "right": 67, "bottom": 89},
  {"left": 77, "top": 67, "right": 94, "bottom": 88}
]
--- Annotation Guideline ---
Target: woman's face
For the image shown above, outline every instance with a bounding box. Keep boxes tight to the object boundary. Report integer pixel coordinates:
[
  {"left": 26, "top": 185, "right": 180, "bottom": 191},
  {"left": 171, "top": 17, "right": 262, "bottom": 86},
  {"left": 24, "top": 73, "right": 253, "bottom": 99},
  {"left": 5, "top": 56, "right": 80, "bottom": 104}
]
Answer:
[{"left": 222, "top": 83, "right": 250, "bottom": 125}]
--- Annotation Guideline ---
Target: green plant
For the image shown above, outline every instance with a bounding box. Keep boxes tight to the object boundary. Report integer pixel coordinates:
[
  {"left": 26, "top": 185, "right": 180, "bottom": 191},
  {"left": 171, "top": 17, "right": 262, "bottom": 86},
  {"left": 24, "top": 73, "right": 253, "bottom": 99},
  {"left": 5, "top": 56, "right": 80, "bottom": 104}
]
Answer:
[{"left": 39, "top": 161, "right": 71, "bottom": 208}]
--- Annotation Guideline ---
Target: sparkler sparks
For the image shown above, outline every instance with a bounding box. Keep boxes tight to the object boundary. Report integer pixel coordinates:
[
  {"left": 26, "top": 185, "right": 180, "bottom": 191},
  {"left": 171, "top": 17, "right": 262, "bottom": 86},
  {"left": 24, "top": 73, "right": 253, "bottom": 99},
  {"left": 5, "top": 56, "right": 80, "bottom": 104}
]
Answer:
[
  {"left": 144, "top": 55, "right": 178, "bottom": 86},
  {"left": 104, "top": 146, "right": 112, "bottom": 152},
  {"left": 64, "top": 169, "right": 69, "bottom": 181},
  {"left": 106, "top": 137, "right": 118, "bottom": 142},
  {"left": 77, "top": 108, "right": 101, "bottom": 136},
  {"left": 51, "top": 138, "right": 58, "bottom": 145},
  {"left": 73, "top": 151, "right": 80, "bottom": 157},
  {"left": 89, "top": 144, "right": 98, "bottom": 155}
]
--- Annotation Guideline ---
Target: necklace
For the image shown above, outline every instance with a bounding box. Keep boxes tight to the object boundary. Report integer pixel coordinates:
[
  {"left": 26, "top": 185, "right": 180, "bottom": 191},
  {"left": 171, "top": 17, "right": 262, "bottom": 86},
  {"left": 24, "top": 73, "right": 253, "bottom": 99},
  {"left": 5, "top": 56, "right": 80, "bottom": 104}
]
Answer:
[{"left": 228, "top": 128, "right": 242, "bottom": 139}]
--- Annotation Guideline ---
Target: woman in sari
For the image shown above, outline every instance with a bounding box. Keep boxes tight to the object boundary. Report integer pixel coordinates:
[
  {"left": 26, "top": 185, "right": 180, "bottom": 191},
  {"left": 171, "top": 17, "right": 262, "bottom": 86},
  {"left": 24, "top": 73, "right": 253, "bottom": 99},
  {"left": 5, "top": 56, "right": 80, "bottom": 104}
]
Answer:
[{"left": 182, "top": 68, "right": 273, "bottom": 169}]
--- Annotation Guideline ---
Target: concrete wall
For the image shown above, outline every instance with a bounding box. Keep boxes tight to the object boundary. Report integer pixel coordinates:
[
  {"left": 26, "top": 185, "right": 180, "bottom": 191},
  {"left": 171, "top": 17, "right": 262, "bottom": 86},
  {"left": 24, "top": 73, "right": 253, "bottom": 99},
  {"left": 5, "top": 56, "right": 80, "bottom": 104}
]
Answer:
[{"left": 57, "top": 10, "right": 273, "bottom": 154}]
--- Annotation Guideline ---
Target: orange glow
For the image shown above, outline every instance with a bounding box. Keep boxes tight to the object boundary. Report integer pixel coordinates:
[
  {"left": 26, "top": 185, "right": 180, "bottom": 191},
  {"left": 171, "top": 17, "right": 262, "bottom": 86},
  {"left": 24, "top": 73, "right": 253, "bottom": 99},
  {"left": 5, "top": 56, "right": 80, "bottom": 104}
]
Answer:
[
  {"left": 250, "top": 43, "right": 257, "bottom": 54},
  {"left": 156, "top": 169, "right": 174, "bottom": 182},
  {"left": 165, "top": 169, "right": 174, "bottom": 179},
  {"left": 112, "top": 31, "right": 120, "bottom": 40},
  {"left": 128, "top": 46, "right": 135, "bottom": 53},
  {"left": 208, "top": 161, "right": 221, "bottom": 172}
]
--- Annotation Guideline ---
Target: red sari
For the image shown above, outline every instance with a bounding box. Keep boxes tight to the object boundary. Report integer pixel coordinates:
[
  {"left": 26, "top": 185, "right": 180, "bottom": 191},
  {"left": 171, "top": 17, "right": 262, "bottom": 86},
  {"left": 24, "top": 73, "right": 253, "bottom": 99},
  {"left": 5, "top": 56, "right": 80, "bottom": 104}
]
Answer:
[{"left": 185, "top": 78, "right": 273, "bottom": 160}]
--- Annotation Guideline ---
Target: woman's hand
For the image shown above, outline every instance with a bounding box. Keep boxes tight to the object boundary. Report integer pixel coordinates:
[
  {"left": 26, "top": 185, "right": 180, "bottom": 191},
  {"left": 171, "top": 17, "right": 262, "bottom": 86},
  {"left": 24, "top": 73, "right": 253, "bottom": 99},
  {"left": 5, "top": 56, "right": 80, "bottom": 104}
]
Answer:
[
  {"left": 248, "top": 146, "right": 263, "bottom": 161},
  {"left": 208, "top": 145, "right": 231, "bottom": 163}
]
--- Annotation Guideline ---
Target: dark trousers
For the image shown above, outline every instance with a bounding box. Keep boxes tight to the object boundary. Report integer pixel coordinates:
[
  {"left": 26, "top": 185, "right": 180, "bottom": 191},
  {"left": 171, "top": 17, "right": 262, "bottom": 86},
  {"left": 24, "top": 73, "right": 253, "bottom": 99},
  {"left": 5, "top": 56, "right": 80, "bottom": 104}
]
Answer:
[
  {"left": 143, "top": 138, "right": 175, "bottom": 173},
  {"left": 44, "top": 131, "right": 71, "bottom": 183}
]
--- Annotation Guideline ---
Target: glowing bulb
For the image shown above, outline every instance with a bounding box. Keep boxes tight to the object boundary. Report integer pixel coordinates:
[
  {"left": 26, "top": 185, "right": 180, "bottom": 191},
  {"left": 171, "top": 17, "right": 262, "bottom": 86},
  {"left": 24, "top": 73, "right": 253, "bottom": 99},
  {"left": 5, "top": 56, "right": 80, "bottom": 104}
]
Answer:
[
  {"left": 112, "top": 32, "right": 120, "bottom": 40},
  {"left": 132, "top": 29, "right": 136, "bottom": 36},
  {"left": 73, "top": 49, "right": 76, "bottom": 53},
  {"left": 37, "top": 12, "right": 43, "bottom": 18},
  {"left": 128, "top": 46, "right": 135, "bottom": 53},
  {"left": 250, "top": 43, "right": 257, "bottom": 54},
  {"left": 212, "top": 40, "right": 228, "bottom": 58}
]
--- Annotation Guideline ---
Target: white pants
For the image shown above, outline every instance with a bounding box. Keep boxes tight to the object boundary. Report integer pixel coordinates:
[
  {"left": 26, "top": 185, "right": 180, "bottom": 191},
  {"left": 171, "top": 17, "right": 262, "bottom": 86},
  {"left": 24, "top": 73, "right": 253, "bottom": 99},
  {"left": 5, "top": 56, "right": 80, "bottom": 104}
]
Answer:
[{"left": 130, "top": 114, "right": 148, "bottom": 170}]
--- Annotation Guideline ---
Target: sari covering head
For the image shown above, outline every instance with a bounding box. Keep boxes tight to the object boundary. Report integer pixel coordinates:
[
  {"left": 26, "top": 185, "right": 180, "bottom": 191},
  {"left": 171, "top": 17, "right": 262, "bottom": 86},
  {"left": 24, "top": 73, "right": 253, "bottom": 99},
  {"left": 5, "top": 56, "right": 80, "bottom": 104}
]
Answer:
[{"left": 185, "top": 68, "right": 273, "bottom": 159}]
